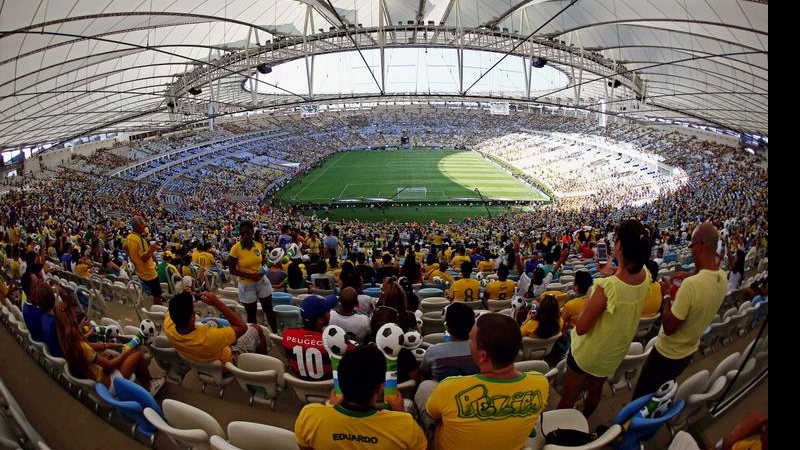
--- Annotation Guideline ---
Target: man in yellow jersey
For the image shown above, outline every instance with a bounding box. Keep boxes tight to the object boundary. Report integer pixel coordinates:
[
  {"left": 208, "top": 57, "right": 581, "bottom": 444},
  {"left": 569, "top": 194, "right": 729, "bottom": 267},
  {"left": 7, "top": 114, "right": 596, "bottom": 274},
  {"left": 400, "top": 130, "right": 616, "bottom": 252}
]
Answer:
[
  {"left": 295, "top": 345, "right": 426, "bottom": 450},
  {"left": 446, "top": 261, "right": 480, "bottom": 305},
  {"left": 196, "top": 242, "right": 216, "bottom": 280},
  {"left": 418, "top": 313, "right": 549, "bottom": 450},
  {"left": 631, "top": 221, "right": 727, "bottom": 399},
  {"left": 484, "top": 264, "right": 516, "bottom": 301},
  {"left": 125, "top": 216, "right": 163, "bottom": 305}
]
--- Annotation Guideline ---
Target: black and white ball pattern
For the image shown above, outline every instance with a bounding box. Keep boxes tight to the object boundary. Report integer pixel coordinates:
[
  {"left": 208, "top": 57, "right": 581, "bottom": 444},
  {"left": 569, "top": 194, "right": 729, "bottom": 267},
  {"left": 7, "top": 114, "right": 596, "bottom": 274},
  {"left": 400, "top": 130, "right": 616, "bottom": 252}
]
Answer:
[
  {"left": 139, "top": 319, "right": 157, "bottom": 338},
  {"left": 322, "top": 325, "right": 349, "bottom": 357},
  {"left": 376, "top": 323, "right": 404, "bottom": 357},
  {"left": 402, "top": 331, "right": 422, "bottom": 349}
]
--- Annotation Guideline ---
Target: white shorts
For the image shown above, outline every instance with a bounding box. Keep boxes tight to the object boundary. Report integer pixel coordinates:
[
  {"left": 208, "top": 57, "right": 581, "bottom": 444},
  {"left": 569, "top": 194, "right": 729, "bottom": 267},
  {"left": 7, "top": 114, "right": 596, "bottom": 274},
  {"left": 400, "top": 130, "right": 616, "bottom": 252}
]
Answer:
[{"left": 238, "top": 279, "right": 273, "bottom": 304}]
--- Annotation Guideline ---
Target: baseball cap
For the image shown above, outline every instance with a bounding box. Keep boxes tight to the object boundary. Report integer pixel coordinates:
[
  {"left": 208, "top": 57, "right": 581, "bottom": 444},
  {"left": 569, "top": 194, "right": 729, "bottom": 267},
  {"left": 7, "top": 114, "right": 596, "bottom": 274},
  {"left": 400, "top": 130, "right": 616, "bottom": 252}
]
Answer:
[{"left": 300, "top": 294, "right": 338, "bottom": 321}]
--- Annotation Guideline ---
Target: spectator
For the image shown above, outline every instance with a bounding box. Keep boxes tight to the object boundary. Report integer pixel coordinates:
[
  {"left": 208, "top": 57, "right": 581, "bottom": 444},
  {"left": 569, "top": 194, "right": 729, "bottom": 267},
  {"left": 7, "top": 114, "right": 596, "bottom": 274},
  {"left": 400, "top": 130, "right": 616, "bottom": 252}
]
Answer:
[
  {"left": 560, "top": 270, "right": 594, "bottom": 334},
  {"left": 485, "top": 264, "right": 516, "bottom": 300},
  {"left": 558, "top": 219, "right": 652, "bottom": 417},
  {"left": 282, "top": 295, "right": 337, "bottom": 381},
  {"left": 54, "top": 288, "right": 162, "bottom": 395},
  {"left": 330, "top": 287, "right": 370, "bottom": 343},
  {"left": 417, "top": 313, "right": 549, "bottom": 450},
  {"left": 21, "top": 272, "right": 44, "bottom": 342},
  {"left": 39, "top": 281, "right": 64, "bottom": 357},
  {"left": 228, "top": 220, "right": 276, "bottom": 330},
  {"left": 520, "top": 294, "right": 562, "bottom": 338},
  {"left": 124, "top": 215, "right": 163, "bottom": 305},
  {"left": 421, "top": 302, "right": 478, "bottom": 381},
  {"left": 375, "top": 253, "right": 400, "bottom": 283},
  {"left": 164, "top": 291, "right": 251, "bottom": 365},
  {"left": 294, "top": 345, "right": 427, "bottom": 450},
  {"left": 632, "top": 221, "right": 727, "bottom": 399},
  {"left": 447, "top": 261, "right": 480, "bottom": 304},
  {"left": 355, "top": 252, "right": 376, "bottom": 286},
  {"left": 641, "top": 260, "right": 662, "bottom": 318}
]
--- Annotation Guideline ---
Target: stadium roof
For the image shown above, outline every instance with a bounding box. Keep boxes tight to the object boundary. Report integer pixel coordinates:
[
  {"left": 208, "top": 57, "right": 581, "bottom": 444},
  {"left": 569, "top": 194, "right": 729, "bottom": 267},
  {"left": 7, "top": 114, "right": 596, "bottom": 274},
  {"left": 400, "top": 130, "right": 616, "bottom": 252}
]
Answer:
[{"left": 0, "top": 0, "right": 767, "bottom": 148}]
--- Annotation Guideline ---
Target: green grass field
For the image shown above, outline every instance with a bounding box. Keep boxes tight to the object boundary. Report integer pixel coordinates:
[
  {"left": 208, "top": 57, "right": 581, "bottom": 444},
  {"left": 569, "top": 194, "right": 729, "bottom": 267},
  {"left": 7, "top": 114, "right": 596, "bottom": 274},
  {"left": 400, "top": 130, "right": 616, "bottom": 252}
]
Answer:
[{"left": 274, "top": 149, "right": 548, "bottom": 222}]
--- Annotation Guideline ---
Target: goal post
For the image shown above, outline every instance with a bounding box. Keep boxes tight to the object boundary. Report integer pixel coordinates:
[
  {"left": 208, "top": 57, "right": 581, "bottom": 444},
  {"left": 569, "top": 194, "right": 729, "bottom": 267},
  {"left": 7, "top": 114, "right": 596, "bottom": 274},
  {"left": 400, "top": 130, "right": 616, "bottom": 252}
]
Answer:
[{"left": 396, "top": 186, "right": 427, "bottom": 200}]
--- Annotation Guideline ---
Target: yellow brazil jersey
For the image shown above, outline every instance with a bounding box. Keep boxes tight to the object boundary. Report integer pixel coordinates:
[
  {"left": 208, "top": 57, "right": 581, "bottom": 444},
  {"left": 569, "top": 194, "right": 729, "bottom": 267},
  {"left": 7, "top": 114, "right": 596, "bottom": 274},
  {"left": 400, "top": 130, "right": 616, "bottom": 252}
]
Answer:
[
  {"left": 426, "top": 373, "right": 549, "bottom": 450},
  {"left": 443, "top": 248, "right": 453, "bottom": 263},
  {"left": 560, "top": 294, "right": 587, "bottom": 333},
  {"left": 181, "top": 265, "right": 193, "bottom": 277},
  {"left": 477, "top": 260, "right": 495, "bottom": 273},
  {"left": 485, "top": 280, "right": 516, "bottom": 300},
  {"left": 295, "top": 404, "right": 426, "bottom": 450},
  {"left": 427, "top": 269, "right": 455, "bottom": 284},
  {"left": 197, "top": 251, "right": 215, "bottom": 270},
  {"left": 125, "top": 232, "right": 156, "bottom": 281},
  {"left": 163, "top": 313, "right": 236, "bottom": 364},
  {"left": 641, "top": 282, "right": 662, "bottom": 318},
  {"left": 450, "top": 278, "right": 481, "bottom": 303},
  {"left": 434, "top": 233, "right": 443, "bottom": 245},
  {"left": 230, "top": 241, "right": 264, "bottom": 284},
  {"left": 520, "top": 317, "right": 564, "bottom": 338},
  {"left": 191, "top": 249, "right": 200, "bottom": 264},
  {"left": 451, "top": 255, "right": 471, "bottom": 271}
]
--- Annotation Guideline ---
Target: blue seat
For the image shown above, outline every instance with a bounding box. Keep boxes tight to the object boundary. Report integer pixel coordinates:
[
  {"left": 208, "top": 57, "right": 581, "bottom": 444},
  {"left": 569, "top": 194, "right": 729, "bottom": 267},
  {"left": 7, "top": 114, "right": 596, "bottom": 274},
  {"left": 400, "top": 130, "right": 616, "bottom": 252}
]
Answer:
[
  {"left": 96, "top": 382, "right": 160, "bottom": 441},
  {"left": 663, "top": 253, "right": 678, "bottom": 263},
  {"left": 507, "top": 274, "right": 520, "bottom": 282},
  {"left": 417, "top": 287, "right": 444, "bottom": 300},
  {"left": 272, "top": 292, "right": 294, "bottom": 306},
  {"left": 364, "top": 287, "right": 381, "bottom": 297},
  {"left": 113, "top": 378, "right": 163, "bottom": 427},
  {"left": 611, "top": 394, "right": 685, "bottom": 450},
  {"left": 273, "top": 305, "right": 303, "bottom": 334}
]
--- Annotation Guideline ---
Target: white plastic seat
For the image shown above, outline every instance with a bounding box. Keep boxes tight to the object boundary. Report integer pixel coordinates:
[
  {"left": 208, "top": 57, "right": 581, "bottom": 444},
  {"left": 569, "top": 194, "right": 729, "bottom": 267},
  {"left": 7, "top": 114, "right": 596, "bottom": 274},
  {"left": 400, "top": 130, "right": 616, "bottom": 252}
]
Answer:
[
  {"left": 144, "top": 400, "right": 223, "bottom": 450},
  {"left": 519, "top": 333, "right": 562, "bottom": 360},
  {"left": 709, "top": 352, "right": 741, "bottom": 385},
  {"left": 226, "top": 421, "right": 299, "bottom": 450},
  {"left": 667, "top": 430, "right": 702, "bottom": 450},
  {"left": 636, "top": 313, "right": 661, "bottom": 341},
  {"left": 225, "top": 353, "right": 285, "bottom": 409},
  {"left": 421, "top": 314, "right": 446, "bottom": 336},
  {"left": 422, "top": 333, "right": 446, "bottom": 345},
  {"left": 606, "top": 342, "right": 650, "bottom": 394},
  {"left": 420, "top": 297, "right": 449, "bottom": 314},
  {"left": 668, "top": 375, "right": 727, "bottom": 434},
  {"left": 182, "top": 357, "right": 235, "bottom": 398},
  {"left": 486, "top": 299, "right": 512, "bottom": 312},
  {"left": 283, "top": 373, "right": 333, "bottom": 404},
  {"left": 514, "top": 360, "right": 558, "bottom": 380},
  {"left": 149, "top": 336, "right": 191, "bottom": 384}
]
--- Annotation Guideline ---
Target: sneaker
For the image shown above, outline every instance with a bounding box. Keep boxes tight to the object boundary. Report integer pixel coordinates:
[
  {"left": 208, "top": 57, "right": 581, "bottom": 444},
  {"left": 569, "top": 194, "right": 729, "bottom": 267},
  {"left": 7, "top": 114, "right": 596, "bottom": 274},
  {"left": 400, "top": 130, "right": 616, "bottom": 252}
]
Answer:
[{"left": 149, "top": 377, "right": 166, "bottom": 396}]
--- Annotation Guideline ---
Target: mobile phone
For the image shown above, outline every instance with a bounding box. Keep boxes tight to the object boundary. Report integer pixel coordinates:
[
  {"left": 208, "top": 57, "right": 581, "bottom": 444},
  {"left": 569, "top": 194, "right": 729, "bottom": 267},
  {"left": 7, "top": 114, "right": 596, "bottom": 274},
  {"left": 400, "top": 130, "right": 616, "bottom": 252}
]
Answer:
[{"left": 596, "top": 242, "right": 608, "bottom": 265}]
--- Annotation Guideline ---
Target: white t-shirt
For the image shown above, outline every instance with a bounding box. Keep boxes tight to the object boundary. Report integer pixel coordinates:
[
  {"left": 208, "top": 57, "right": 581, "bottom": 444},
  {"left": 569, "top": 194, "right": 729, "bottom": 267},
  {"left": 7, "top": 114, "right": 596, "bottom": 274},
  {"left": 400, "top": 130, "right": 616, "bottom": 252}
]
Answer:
[{"left": 329, "top": 310, "right": 370, "bottom": 343}]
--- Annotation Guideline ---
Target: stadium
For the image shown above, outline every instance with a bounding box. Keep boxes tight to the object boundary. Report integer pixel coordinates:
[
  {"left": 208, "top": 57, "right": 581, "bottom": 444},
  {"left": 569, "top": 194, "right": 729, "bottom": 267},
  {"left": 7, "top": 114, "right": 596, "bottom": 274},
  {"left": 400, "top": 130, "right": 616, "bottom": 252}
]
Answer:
[{"left": 0, "top": 1, "right": 767, "bottom": 449}]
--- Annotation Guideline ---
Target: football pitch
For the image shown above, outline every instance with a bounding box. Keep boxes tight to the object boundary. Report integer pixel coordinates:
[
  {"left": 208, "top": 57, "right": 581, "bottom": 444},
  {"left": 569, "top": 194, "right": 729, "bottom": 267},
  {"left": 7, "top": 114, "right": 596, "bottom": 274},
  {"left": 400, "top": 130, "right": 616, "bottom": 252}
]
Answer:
[
  {"left": 276, "top": 149, "right": 547, "bottom": 203},
  {"left": 273, "top": 149, "right": 548, "bottom": 222}
]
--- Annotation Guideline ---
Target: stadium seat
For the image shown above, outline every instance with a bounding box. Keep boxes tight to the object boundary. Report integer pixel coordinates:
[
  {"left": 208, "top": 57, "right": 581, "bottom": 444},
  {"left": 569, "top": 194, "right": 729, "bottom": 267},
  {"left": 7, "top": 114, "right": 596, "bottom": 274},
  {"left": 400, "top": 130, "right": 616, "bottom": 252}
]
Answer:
[
  {"left": 363, "top": 287, "right": 381, "bottom": 297},
  {"left": 225, "top": 354, "right": 285, "bottom": 409},
  {"left": 611, "top": 395, "right": 685, "bottom": 450},
  {"left": 149, "top": 336, "right": 191, "bottom": 385},
  {"left": 518, "top": 333, "right": 561, "bottom": 360},
  {"left": 606, "top": 342, "right": 650, "bottom": 394},
  {"left": 182, "top": 358, "right": 235, "bottom": 398},
  {"left": 514, "top": 360, "right": 557, "bottom": 380},
  {"left": 226, "top": 421, "right": 298, "bottom": 450},
  {"left": 272, "top": 292, "right": 294, "bottom": 306},
  {"left": 95, "top": 383, "right": 158, "bottom": 443},
  {"left": 273, "top": 305, "right": 303, "bottom": 334},
  {"left": 417, "top": 287, "right": 443, "bottom": 300},
  {"left": 283, "top": 373, "right": 333, "bottom": 404}
]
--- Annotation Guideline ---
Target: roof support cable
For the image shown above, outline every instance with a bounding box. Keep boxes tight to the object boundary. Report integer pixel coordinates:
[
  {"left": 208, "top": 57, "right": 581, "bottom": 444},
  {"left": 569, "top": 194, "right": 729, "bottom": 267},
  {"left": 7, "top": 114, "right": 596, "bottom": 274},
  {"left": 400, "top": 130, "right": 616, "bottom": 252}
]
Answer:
[{"left": 463, "top": 0, "right": 579, "bottom": 94}]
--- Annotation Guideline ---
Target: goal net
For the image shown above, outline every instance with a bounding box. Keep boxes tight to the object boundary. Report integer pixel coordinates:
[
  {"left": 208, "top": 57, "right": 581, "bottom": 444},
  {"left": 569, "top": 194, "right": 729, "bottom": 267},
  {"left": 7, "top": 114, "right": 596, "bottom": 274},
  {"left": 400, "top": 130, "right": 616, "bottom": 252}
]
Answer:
[{"left": 396, "top": 186, "right": 427, "bottom": 200}]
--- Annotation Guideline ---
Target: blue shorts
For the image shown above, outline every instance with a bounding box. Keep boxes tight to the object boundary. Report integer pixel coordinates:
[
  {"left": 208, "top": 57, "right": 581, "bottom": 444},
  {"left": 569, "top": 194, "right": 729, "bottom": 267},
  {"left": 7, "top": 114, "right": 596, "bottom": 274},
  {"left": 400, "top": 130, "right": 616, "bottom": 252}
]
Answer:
[{"left": 238, "top": 279, "right": 273, "bottom": 304}]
